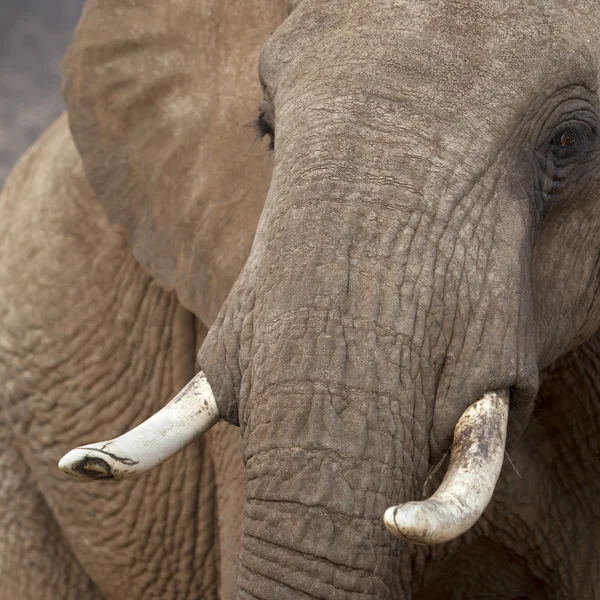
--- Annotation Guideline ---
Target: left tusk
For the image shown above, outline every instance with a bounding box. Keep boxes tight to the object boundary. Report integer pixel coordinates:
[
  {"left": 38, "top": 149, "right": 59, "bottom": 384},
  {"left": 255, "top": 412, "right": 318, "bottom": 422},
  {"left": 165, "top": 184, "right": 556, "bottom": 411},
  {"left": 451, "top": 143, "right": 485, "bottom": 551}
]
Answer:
[
  {"left": 384, "top": 389, "right": 509, "bottom": 544},
  {"left": 58, "top": 371, "right": 220, "bottom": 480}
]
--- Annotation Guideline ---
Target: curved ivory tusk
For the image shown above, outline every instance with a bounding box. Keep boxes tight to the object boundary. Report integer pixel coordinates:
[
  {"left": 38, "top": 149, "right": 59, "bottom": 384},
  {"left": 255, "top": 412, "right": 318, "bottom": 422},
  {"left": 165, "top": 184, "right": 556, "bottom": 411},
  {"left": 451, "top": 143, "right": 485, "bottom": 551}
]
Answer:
[
  {"left": 58, "top": 371, "right": 220, "bottom": 480},
  {"left": 384, "top": 389, "right": 509, "bottom": 544}
]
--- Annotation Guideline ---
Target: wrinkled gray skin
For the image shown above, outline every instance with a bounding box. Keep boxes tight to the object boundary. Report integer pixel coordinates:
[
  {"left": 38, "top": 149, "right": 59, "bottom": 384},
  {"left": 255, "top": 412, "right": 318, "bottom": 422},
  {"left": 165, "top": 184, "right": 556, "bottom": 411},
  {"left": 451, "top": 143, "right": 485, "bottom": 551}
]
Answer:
[{"left": 2, "top": 0, "right": 600, "bottom": 599}]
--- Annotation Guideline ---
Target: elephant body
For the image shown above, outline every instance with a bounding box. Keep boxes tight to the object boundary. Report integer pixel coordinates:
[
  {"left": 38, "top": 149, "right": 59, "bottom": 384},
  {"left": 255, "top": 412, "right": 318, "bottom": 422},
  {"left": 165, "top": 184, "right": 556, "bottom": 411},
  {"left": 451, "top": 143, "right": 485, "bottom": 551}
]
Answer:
[{"left": 1, "top": 0, "right": 600, "bottom": 598}]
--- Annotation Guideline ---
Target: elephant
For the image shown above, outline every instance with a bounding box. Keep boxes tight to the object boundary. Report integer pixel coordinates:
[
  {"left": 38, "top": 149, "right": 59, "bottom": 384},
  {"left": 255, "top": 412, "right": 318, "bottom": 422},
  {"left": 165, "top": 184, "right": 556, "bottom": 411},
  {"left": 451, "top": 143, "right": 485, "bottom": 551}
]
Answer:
[{"left": 1, "top": 0, "right": 600, "bottom": 598}]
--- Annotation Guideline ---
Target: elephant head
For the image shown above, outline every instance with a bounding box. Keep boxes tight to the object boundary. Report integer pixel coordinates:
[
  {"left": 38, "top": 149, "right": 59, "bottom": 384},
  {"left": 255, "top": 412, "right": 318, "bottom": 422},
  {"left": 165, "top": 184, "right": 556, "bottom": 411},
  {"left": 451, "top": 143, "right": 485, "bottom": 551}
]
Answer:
[{"left": 59, "top": 0, "right": 600, "bottom": 597}]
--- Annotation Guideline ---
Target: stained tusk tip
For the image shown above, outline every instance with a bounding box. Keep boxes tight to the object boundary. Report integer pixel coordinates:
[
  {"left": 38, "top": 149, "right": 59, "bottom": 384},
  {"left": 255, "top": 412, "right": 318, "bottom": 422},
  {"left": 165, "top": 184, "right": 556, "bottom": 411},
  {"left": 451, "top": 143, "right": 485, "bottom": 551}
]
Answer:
[
  {"left": 57, "top": 371, "right": 220, "bottom": 481},
  {"left": 383, "top": 503, "right": 431, "bottom": 543},
  {"left": 58, "top": 447, "right": 116, "bottom": 480}
]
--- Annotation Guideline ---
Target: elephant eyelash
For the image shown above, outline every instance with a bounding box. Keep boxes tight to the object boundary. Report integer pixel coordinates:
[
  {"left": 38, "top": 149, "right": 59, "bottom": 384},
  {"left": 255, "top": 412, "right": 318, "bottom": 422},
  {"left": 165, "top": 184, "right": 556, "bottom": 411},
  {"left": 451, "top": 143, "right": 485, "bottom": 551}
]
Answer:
[{"left": 253, "top": 111, "right": 275, "bottom": 151}]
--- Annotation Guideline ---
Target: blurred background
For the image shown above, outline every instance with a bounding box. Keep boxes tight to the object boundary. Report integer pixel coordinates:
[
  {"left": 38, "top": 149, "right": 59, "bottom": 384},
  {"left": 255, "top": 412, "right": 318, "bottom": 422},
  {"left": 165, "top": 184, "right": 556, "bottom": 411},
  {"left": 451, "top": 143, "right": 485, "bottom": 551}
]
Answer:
[{"left": 0, "top": 0, "right": 85, "bottom": 184}]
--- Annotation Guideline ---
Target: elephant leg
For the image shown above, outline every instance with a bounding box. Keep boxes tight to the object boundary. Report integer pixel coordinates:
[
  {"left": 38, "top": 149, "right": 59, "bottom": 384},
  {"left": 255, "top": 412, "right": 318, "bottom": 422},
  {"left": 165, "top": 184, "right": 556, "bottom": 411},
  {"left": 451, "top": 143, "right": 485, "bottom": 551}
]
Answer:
[{"left": 0, "top": 424, "right": 103, "bottom": 600}]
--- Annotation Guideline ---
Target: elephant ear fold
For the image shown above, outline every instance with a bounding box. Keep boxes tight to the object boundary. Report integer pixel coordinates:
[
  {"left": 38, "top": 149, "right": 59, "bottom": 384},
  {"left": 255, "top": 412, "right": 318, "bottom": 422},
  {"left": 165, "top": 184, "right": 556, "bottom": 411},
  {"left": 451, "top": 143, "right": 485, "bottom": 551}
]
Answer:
[{"left": 62, "top": 0, "right": 287, "bottom": 324}]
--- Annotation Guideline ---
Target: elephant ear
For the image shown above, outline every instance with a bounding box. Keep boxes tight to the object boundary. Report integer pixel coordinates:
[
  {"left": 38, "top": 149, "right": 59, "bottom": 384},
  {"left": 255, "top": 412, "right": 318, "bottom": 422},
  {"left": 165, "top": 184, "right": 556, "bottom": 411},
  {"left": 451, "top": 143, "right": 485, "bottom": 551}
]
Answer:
[{"left": 62, "top": 0, "right": 288, "bottom": 324}]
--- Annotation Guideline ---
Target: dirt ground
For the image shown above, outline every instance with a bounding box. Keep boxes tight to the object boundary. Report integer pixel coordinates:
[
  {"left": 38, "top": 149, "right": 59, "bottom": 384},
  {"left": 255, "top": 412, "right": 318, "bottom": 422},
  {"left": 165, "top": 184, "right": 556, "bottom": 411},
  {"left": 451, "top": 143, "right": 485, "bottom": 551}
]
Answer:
[{"left": 0, "top": 0, "right": 84, "bottom": 185}]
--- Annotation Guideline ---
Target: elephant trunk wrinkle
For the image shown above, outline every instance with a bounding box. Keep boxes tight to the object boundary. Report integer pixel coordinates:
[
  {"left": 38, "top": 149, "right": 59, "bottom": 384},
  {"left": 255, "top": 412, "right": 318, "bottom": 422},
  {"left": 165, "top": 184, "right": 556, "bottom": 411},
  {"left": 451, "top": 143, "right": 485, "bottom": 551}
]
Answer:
[{"left": 239, "top": 450, "right": 404, "bottom": 599}]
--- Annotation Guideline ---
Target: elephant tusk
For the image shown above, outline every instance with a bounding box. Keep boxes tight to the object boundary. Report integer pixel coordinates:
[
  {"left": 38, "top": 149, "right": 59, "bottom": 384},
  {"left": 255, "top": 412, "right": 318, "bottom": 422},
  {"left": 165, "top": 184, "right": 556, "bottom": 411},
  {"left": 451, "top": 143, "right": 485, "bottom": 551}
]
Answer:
[
  {"left": 58, "top": 371, "right": 220, "bottom": 480},
  {"left": 383, "top": 389, "right": 509, "bottom": 544}
]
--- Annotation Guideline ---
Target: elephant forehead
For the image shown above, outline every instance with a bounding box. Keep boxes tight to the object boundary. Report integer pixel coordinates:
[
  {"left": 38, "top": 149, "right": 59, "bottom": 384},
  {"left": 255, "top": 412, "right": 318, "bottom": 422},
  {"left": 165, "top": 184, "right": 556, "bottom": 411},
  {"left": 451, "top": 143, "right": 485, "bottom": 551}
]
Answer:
[{"left": 262, "top": 0, "right": 600, "bottom": 107}]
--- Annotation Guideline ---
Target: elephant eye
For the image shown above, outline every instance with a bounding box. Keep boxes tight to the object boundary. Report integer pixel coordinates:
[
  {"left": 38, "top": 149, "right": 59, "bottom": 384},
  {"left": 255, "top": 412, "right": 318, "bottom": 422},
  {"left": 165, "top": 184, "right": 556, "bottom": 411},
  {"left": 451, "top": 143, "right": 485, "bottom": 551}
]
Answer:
[
  {"left": 253, "top": 110, "right": 275, "bottom": 151},
  {"left": 559, "top": 132, "right": 573, "bottom": 147},
  {"left": 548, "top": 123, "right": 593, "bottom": 162},
  {"left": 536, "top": 120, "right": 597, "bottom": 207}
]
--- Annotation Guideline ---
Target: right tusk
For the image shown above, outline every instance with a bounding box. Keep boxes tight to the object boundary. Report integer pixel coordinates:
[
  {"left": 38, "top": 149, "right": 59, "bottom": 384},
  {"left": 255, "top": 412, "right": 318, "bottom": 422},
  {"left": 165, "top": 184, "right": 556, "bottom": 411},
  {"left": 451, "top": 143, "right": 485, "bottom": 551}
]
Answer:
[
  {"left": 384, "top": 390, "right": 509, "bottom": 544},
  {"left": 58, "top": 371, "right": 220, "bottom": 480}
]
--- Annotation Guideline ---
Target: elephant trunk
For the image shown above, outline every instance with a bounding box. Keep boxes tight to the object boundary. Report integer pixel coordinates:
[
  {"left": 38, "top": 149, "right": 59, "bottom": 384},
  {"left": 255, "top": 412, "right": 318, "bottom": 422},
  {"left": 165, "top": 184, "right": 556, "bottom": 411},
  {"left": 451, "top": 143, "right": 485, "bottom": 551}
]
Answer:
[
  {"left": 235, "top": 368, "right": 416, "bottom": 598},
  {"left": 202, "top": 150, "right": 536, "bottom": 594}
]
